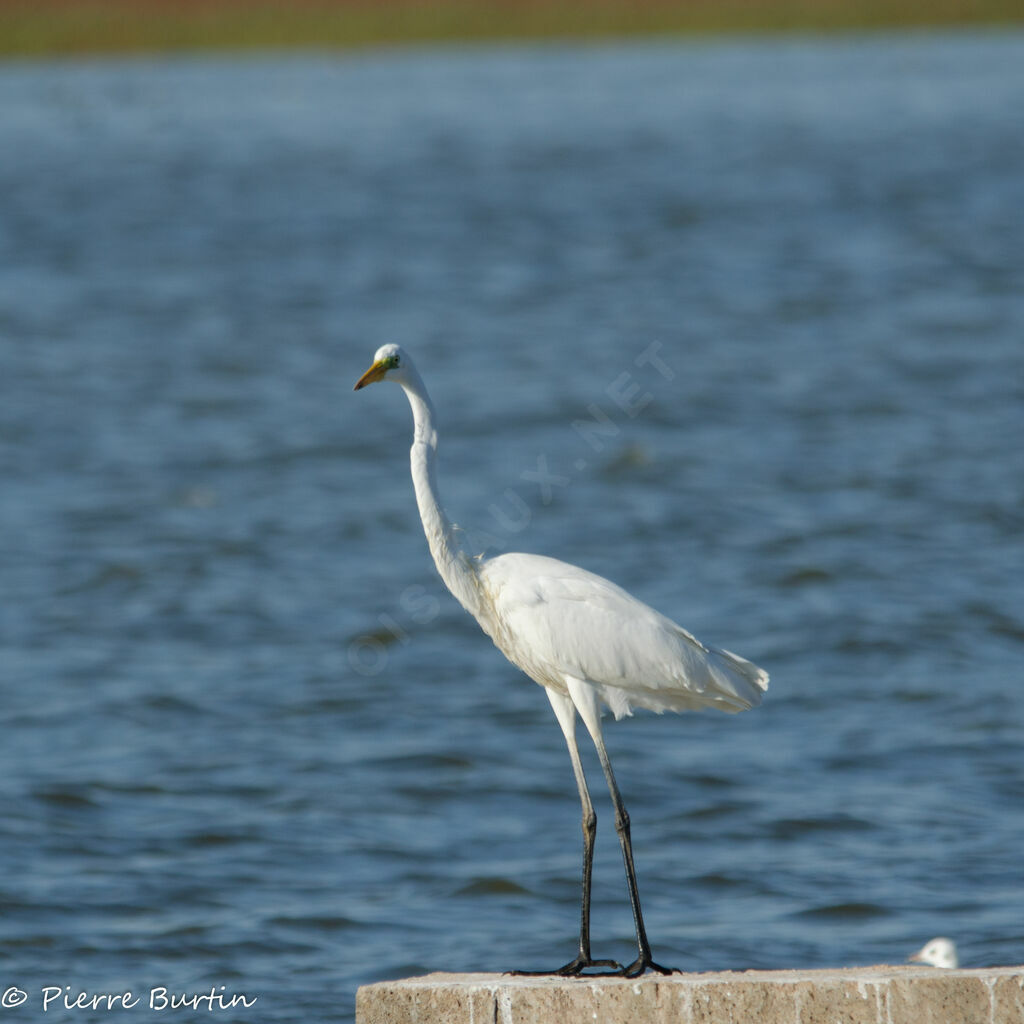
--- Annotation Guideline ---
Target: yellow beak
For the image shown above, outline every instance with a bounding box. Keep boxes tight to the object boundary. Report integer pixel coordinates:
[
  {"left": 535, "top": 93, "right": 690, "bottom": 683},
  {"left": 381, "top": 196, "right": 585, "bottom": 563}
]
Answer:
[{"left": 354, "top": 360, "right": 388, "bottom": 391}]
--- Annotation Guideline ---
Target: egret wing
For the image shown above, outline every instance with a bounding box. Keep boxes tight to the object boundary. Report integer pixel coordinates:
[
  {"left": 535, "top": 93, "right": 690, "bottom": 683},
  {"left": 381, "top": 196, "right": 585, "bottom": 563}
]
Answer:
[{"left": 479, "top": 553, "right": 768, "bottom": 719}]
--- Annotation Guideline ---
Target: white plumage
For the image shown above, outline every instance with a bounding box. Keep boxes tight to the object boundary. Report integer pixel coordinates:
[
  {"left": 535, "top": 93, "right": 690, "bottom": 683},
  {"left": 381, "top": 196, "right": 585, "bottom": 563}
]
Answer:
[
  {"left": 355, "top": 343, "right": 768, "bottom": 977},
  {"left": 909, "top": 937, "right": 959, "bottom": 969},
  {"left": 479, "top": 552, "right": 767, "bottom": 719}
]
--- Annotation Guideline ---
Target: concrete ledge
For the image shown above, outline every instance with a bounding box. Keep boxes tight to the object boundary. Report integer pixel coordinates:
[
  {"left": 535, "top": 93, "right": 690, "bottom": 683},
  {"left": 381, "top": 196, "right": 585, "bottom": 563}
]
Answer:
[{"left": 357, "top": 966, "right": 1024, "bottom": 1024}]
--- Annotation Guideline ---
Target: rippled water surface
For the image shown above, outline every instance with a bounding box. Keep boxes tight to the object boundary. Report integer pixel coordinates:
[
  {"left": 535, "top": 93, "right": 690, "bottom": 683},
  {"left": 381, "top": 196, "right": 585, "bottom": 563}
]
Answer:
[{"left": 2, "top": 32, "right": 1023, "bottom": 1022}]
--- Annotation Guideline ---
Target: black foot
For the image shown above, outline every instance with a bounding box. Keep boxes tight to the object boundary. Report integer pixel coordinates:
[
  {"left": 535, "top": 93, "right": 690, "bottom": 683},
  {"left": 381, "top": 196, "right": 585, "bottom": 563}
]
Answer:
[
  {"left": 619, "top": 954, "right": 679, "bottom": 978},
  {"left": 508, "top": 955, "right": 623, "bottom": 977}
]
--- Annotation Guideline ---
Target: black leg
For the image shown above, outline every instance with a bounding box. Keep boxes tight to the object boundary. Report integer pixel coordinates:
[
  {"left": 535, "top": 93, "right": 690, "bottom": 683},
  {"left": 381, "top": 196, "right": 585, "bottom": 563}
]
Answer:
[
  {"left": 543, "top": 803, "right": 620, "bottom": 975},
  {"left": 592, "top": 731, "right": 678, "bottom": 977},
  {"left": 509, "top": 690, "right": 621, "bottom": 976},
  {"left": 564, "top": 676, "right": 679, "bottom": 977}
]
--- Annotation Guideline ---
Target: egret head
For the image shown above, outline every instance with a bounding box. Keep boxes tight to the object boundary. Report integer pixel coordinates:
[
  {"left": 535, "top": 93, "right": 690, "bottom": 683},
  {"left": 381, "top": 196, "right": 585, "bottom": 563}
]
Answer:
[
  {"left": 354, "top": 343, "right": 410, "bottom": 390},
  {"left": 908, "top": 937, "right": 958, "bottom": 969}
]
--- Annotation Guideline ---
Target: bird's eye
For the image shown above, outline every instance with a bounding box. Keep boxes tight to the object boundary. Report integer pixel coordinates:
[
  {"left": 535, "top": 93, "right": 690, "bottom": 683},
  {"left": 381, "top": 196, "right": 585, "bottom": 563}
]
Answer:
[{"left": 387, "top": 355, "right": 400, "bottom": 369}]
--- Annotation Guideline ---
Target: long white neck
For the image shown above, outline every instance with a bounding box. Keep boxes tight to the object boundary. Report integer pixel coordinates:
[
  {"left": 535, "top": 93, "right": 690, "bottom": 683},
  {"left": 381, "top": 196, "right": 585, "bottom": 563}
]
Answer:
[{"left": 399, "top": 371, "right": 483, "bottom": 619}]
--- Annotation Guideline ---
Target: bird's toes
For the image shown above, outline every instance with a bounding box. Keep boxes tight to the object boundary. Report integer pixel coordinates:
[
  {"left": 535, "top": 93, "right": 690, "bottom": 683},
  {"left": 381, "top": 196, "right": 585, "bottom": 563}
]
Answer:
[
  {"left": 554, "top": 955, "right": 625, "bottom": 976},
  {"left": 621, "top": 956, "right": 679, "bottom": 977},
  {"left": 508, "top": 956, "right": 624, "bottom": 977},
  {"left": 566, "top": 958, "right": 623, "bottom": 975}
]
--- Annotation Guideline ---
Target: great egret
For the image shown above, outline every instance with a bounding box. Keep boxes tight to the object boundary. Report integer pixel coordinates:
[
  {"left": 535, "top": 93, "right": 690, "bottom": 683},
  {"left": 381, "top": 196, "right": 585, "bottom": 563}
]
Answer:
[
  {"left": 909, "top": 937, "right": 959, "bottom": 968},
  {"left": 355, "top": 344, "right": 768, "bottom": 977}
]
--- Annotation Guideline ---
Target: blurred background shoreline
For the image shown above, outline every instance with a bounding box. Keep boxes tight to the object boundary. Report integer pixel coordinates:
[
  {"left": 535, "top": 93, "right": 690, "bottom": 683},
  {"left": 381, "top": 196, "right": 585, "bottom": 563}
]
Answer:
[{"left": 2, "top": 0, "right": 1022, "bottom": 58}]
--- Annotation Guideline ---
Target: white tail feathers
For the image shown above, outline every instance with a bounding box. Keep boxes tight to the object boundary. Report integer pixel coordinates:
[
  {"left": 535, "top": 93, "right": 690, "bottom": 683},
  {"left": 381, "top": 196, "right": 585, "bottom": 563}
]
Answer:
[{"left": 707, "top": 645, "right": 770, "bottom": 711}]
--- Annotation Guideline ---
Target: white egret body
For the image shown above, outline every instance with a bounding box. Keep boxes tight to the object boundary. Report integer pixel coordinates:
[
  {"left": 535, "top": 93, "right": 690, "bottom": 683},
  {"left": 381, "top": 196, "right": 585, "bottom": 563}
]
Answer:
[
  {"left": 909, "top": 937, "right": 959, "bottom": 968},
  {"left": 355, "top": 344, "right": 768, "bottom": 976}
]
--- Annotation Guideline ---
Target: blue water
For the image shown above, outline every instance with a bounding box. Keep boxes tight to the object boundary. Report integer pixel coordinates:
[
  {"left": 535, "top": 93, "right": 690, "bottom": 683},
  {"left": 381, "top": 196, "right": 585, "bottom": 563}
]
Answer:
[{"left": 2, "top": 31, "right": 1024, "bottom": 1022}]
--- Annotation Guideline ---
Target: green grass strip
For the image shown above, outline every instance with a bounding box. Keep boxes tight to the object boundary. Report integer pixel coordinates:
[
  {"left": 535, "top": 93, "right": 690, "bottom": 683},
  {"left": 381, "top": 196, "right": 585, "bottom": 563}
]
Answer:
[{"left": 0, "top": 0, "right": 1021, "bottom": 58}]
